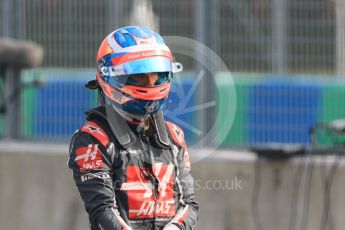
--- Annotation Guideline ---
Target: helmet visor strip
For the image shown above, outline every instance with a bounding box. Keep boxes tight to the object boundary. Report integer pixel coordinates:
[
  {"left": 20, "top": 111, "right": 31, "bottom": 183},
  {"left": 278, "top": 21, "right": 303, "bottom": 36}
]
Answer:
[{"left": 115, "top": 72, "right": 172, "bottom": 87}]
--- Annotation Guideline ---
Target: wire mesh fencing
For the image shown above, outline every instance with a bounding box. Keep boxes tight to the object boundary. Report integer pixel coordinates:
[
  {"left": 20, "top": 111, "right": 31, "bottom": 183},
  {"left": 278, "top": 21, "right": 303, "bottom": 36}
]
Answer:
[
  {"left": 1, "top": 0, "right": 339, "bottom": 73},
  {"left": 0, "top": 0, "right": 344, "bottom": 146}
]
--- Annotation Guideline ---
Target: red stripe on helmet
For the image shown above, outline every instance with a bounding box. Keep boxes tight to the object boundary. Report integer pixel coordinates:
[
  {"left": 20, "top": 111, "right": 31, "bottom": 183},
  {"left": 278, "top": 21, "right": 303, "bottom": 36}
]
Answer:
[
  {"left": 96, "top": 73, "right": 132, "bottom": 105},
  {"left": 111, "top": 50, "right": 172, "bottom": 66},
  {"left": 121, "top": 83, "right": 170, "bottom": 100},
  {"left": 97, "top": 38, "right": 113, "bottom": 62},
  {"left": 96, "top": 72, "right": 170, "bottom": 102}
]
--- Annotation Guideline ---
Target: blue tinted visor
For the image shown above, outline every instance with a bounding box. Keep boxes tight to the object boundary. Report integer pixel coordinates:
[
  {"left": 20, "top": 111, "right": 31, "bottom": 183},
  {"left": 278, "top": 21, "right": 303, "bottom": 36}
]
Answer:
[
  {"left": 115, "top": 72, "right": 172, "bottom": 86},
  {"left": 122, "top": 57, "right": 173, "bottom": 75}
]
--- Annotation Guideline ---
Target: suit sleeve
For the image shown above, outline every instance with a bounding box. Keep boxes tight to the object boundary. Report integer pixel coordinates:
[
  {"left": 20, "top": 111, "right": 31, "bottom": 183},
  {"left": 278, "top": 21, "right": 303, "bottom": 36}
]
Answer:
[
  {"left": 170, "top": 145, "right": 199, "bottom": 230},
  {"left": 68, "top": 132, "right": 130, "bottom": 230}
]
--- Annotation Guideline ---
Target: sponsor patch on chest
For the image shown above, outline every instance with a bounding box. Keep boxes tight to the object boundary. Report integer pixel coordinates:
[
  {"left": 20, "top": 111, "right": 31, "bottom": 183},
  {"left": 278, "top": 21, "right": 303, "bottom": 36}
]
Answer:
[{"left": 120, "top": 163, "right": 176, "bottom": 219}]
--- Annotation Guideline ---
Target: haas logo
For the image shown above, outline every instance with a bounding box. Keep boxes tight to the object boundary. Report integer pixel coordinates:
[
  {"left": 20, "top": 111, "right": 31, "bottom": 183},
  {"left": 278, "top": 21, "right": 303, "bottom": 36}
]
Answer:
[
  {"left": 120, "top": 163, "right": 175, "bottom": 218},
  {"left": 75, "top": 144, "right": 104, "bottom": 171},
  {"left": 135, "top": 200, "right": 175, "bottom": 216}
]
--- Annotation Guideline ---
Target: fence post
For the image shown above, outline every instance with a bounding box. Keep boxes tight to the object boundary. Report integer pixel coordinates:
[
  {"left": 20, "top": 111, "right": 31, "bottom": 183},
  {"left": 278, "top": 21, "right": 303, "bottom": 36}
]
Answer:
[
  {"left": 336, "top": 0, "right": 345, "bottom": 76},
  {"left": 2, "top": 0, "right": 23, "bottom": 139},
  {"left": 194, "top": 0, "right": 218, "bottom": 146},
  {"left": 272, "top": 0, "right": 287, "bottom": 73}
]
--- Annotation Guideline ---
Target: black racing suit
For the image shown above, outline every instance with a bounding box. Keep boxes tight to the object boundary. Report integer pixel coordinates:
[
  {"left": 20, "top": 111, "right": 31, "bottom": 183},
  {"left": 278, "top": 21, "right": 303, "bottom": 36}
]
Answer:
[{"left": 68, "top": 107, "right": 198, "bottom": 230}]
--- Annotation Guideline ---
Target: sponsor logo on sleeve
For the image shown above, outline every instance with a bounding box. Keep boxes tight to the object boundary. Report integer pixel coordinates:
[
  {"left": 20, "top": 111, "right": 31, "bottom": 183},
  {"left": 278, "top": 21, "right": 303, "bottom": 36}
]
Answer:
[
  {"left": 75, "top": 144, "right": 104, "bottom": 171},
  {"left": 81, "top": 122, "right": 109, "bottom": 147},
  {"left": 81, "top": 172, "right": 110, "bottom": 182},
  {"left": 86, "top": 125, "right": 106, "bottom": 137}
]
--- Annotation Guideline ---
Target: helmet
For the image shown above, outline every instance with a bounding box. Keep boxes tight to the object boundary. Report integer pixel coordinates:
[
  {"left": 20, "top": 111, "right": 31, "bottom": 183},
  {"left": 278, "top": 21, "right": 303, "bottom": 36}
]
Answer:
[{"left": 95, "top": 26, "right": 183, "bottom": 118}]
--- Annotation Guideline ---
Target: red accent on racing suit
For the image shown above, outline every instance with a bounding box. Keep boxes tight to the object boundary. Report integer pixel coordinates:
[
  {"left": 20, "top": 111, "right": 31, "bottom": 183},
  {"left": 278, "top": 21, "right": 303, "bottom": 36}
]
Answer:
[{"left": 68, "top": 106, "right": 198, "bottom": 230}]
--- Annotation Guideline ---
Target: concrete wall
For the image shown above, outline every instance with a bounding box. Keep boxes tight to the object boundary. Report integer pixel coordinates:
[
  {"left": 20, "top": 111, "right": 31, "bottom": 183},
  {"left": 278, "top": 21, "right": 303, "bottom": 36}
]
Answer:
[
  {"left": 0, "top": 151, "right": 89, "bottom": 230},
  {"left": 0, "top": 142, "right": 344, "bottom": 230},
  {"left": 194, "top": 153, "right": 345, "bottom": 230}
]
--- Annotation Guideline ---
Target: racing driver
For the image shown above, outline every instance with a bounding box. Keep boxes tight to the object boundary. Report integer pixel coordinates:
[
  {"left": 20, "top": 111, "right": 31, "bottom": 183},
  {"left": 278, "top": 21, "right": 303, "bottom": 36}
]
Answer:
[{"left": 68, "top": 26, "right": 199, "bottom": 230}]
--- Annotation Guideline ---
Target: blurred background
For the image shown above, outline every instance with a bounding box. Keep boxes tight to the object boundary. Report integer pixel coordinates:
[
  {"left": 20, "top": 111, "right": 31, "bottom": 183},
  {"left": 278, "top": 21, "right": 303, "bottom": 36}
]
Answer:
[{"left": 1, "top": 0, "right": 345, "bottom": 229}]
